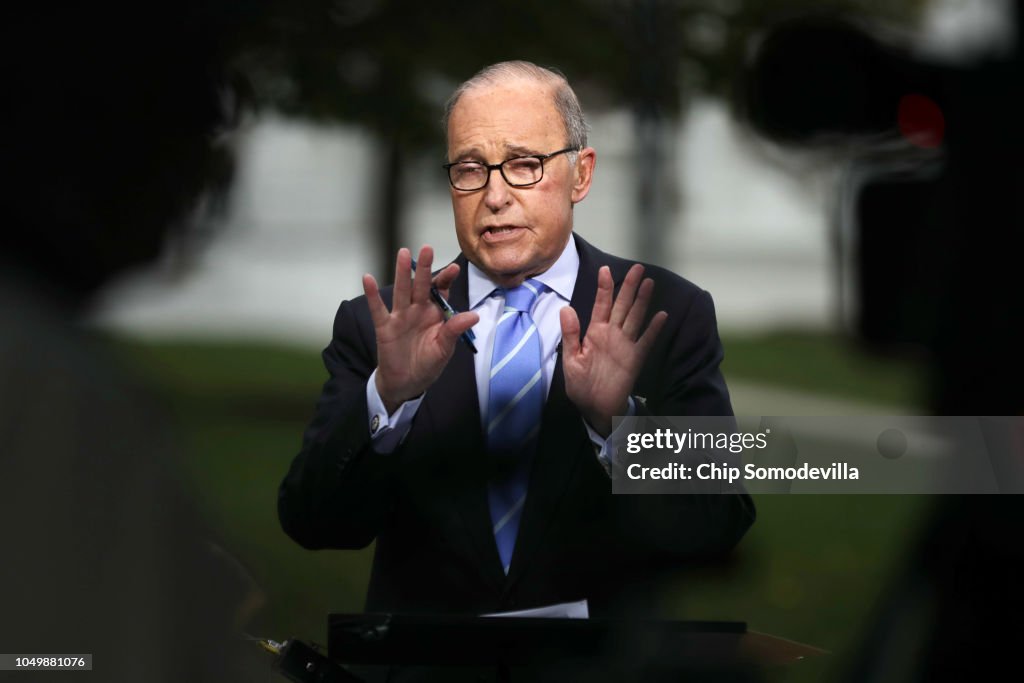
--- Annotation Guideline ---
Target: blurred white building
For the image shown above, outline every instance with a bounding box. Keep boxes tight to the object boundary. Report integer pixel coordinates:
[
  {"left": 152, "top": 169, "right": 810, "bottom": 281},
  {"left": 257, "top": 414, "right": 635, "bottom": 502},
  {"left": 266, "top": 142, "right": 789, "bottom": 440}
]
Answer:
[{"left": 91, "top": 99, "right": 837, "bottom": 346}]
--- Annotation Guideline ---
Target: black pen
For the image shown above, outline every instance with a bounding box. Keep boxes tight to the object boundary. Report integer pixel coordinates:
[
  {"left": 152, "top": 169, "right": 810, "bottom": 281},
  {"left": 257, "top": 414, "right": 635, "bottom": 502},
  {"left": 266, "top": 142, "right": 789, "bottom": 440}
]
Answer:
[{"left": 410, "top": 258, "right": 478, "bottom": 354}]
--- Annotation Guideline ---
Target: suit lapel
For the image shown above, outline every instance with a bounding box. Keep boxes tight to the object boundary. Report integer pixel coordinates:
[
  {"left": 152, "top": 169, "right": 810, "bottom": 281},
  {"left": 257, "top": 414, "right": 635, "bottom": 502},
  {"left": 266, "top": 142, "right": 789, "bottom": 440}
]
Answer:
[
  {"left": 505, "top": 235, "right": 606, "bottom": 585},
  {"left": 567, "top": 235, "right": 600, "bottom": 340},
  {"left": 418, "top": 241, "right": 619, "bottom": 592},
  {"left": 417, "top": 256, "right": 507, "bottom": 588}
]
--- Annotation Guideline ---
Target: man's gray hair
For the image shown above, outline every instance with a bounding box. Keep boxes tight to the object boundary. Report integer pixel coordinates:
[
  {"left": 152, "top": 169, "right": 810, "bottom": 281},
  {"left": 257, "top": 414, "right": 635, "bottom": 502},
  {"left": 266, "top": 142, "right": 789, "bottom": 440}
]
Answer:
[{"left": 442, "top": 61, "right": 589, "bottom": 151}]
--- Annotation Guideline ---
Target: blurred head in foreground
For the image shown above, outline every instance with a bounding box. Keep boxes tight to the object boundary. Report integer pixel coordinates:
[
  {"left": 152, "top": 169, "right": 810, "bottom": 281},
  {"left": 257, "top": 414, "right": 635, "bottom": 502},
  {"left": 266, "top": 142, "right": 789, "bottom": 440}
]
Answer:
[
  {"left": 0, "top": 3, "right": 260, "bottom": 681},
  {"left": 1, "top": 2, "right": 240, "bottom": 301}
]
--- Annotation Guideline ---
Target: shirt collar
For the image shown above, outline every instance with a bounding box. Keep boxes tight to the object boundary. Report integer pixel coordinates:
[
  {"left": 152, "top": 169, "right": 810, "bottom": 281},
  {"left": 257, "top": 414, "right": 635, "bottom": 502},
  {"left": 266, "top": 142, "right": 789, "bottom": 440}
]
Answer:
[{"left": 467, "top": 233, "right": 579, "bottom": 309}]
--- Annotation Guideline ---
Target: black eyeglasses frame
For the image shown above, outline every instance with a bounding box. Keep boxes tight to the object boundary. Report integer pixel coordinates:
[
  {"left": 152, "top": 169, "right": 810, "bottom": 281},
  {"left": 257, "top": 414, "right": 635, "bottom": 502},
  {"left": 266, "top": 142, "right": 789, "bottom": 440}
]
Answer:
[{"left": 442, "top": 146, "right": 579, "bottom": 191}]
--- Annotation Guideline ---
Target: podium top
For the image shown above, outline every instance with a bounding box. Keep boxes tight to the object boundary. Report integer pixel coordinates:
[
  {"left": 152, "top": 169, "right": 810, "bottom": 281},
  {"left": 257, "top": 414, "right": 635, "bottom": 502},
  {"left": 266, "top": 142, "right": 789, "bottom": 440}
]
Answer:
[{"left": 328, "top": 614, "right": 824, "bottom": 668}]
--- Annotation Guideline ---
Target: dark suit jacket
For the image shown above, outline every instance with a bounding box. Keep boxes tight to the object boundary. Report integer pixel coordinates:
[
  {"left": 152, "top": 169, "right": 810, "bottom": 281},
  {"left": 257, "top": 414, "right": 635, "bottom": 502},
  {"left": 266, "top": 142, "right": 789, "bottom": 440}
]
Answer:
[{"left": 278, "top": 234, "right": 754, "bottom": 617}]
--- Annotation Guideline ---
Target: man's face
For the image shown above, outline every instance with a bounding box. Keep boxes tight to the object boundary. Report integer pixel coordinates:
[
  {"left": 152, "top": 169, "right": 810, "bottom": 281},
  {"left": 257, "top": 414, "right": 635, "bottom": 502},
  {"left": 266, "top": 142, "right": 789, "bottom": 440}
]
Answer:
[{"left": 446, "top": 78, "right": 595, "bottom": 287}]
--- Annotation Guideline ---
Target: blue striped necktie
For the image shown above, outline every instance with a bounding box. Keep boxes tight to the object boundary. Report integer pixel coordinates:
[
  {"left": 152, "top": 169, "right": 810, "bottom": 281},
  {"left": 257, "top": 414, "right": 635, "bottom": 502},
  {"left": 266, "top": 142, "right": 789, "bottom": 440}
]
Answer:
[{"left": 487, "top": 278, "right": 545, "bottom": 574}]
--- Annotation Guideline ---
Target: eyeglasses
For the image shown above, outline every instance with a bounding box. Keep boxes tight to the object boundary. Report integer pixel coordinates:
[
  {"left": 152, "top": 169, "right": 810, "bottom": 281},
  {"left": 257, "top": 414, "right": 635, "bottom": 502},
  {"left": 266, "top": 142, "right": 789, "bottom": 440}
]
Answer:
[{"left": 443, "top": 146, "right": 578, "bottom": 191}]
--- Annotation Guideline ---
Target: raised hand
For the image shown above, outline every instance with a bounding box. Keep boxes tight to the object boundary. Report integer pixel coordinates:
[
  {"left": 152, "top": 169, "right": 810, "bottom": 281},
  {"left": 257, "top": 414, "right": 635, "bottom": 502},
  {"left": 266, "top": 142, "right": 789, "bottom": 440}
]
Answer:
[
  {"left": 560, "top": 264, "right": 667, "bottom": 437},
  {"left": 364, "top": 246, "right": 479, "bottom": 414}
]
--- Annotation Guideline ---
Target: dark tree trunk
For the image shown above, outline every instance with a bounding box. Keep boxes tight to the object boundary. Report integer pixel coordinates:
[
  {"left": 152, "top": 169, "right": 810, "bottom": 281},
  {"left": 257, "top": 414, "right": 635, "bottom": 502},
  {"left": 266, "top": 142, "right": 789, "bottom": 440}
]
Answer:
[
  {"left": 630, "top": 0, "right": 677, "bottom": 265},
  {"left": 634, "top": 108, "right": 671, "bottom": 265},
  {"left": 377, "top": 137, "right": 404, "bottom": 283}
]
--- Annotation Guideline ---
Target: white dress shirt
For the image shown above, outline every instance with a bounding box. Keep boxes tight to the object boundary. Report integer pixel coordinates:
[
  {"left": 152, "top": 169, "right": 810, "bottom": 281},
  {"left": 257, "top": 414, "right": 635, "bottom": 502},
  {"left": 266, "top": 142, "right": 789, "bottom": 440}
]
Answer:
[{"left": 365, "top": 234, "right": 632, "bottom": 470}]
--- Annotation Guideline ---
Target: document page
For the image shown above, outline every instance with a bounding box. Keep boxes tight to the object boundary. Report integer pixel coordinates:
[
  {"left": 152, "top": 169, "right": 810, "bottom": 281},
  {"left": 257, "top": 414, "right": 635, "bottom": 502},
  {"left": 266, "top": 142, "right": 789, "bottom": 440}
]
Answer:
[{"left": 482, "top": 599, "right": 589, "bottom": 619}]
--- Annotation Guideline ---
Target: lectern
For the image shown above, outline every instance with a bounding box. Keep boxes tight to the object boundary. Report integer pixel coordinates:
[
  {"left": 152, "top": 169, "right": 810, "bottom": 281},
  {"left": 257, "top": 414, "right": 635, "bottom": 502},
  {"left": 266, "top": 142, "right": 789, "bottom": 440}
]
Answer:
[{"left": 286, "top": 613, "right": 828, "bottom": 682}]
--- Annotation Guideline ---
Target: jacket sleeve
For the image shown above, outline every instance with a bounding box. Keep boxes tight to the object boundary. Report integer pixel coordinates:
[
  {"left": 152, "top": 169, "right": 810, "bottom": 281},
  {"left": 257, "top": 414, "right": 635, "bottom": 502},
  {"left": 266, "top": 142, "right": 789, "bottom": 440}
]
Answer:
[
  {"left": 615, "top": 287, "right": 756, "bottom": 560},
  {"left": 277, "top": 296, "right": 397, "bottom": 550}
]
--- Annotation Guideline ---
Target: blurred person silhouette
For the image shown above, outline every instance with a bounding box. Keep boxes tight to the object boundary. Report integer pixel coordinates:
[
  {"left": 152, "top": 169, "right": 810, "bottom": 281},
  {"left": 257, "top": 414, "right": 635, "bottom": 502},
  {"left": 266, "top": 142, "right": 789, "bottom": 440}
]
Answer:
[
  {"left": 744, "top": 8, "right": 1024, "bottom": 682},
  {"left": 0, "top": 2, "right": 261, "bottom": 681}
]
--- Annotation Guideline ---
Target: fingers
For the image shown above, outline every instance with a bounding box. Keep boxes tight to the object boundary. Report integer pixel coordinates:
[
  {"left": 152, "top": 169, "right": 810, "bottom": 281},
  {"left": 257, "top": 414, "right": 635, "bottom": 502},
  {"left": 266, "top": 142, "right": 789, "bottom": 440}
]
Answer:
[
  {"left": 594, "top": 263, "right": 657, "bottom": 339},
  {"left": 622, "top": 277, "right": 655, "bottom": 339},
  {"left": 362, "top": 273, "right": 389, "bottom": 329},
  {"left": 392, "top": 245, "right": 444, "bottom": 311},
  {"left": 437, "top": 311, "right": 480, "bottom": 347},
  {"left": 434, "top": 313, "right": 477, "bottom": 356},
  {"left": 371, "top": 246, "right": 466, "bottom": 333},
  {"left": 590, "top": 266, "right": 614, "bottom": 323},
  {"left": 392, "top": 248, "right": 413, "bottom": 311},
  {"left": 610, "top": 264, "right": 644, "bottom": 327},
  {"left": 434, "top": 262, "right": 461, "bottom": 298},
  {"left": 636, "top": 310, "right": 669, "bottom": 357},
  {"left": 412, "top": 245, "right": 434, "bottom": 303},
  {"left": 559, "top": 306, "right": 581, "bottom": 357}
]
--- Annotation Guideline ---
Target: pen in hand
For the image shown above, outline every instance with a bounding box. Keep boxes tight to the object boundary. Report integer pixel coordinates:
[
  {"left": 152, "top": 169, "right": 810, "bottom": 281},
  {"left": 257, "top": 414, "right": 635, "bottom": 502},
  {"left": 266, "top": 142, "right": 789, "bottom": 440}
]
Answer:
[{"left": 410, "top": 257, "right": 478, "bottom": 354}]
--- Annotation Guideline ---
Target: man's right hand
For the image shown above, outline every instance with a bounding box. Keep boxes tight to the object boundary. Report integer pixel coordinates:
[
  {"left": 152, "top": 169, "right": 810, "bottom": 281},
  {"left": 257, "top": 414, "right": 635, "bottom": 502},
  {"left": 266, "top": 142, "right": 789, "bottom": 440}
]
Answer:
[{"left": 363, "top": 246, "right": 479, "bottom": 414}]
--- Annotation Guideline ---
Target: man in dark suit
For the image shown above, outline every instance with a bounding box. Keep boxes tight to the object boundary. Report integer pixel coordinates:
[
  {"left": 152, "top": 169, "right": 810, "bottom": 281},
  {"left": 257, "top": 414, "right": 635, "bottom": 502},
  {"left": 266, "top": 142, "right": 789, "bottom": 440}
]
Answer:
[{"left": 278, "top": 61, "right": 754, "bottom": 619}]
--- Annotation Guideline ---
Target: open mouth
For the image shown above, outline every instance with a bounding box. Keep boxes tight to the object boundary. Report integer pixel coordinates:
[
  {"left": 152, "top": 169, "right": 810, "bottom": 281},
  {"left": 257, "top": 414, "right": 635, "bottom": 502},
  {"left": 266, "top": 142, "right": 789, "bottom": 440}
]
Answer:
[{"left": 482, "top": 226, "right": 525, "bottom": 242}]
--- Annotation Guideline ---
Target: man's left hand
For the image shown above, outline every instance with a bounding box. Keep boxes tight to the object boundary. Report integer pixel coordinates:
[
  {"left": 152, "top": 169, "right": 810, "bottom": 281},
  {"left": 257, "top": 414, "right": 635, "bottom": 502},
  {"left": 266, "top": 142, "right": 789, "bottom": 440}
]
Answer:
[{"left": 560, "top": 264, "right": 667, "bottom": 437}]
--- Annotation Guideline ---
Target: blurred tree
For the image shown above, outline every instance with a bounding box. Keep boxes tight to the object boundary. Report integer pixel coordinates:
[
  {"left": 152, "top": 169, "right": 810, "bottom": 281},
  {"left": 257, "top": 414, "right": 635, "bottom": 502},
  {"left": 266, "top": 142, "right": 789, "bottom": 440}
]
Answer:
[{"left": 228, "top": 0, "right": 929, "bottom": 275}]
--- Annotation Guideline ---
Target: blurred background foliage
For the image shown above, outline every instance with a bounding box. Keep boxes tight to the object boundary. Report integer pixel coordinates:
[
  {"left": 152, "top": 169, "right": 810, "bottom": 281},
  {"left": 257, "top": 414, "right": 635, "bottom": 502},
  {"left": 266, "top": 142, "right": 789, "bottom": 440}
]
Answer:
[
  {"left": 228, "top": 0, "right": 929, "bottom": 276},
  {"left": 104, "top": 0, "right": 945, "bottom": 680}
]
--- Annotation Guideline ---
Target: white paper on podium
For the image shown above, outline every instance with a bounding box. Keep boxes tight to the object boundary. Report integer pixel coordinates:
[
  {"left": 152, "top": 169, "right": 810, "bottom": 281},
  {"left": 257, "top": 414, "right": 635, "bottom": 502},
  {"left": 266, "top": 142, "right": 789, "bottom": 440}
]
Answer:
[{"left": 482, "top": 599, "right": 589, "bottom": 619}]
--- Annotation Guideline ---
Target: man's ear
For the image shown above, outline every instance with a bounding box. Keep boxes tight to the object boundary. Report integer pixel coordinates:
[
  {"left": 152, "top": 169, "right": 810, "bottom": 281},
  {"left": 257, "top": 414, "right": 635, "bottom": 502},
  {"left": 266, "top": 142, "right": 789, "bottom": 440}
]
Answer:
[{"left": 571, "top": 147, "right": 596, "bottom": 204}]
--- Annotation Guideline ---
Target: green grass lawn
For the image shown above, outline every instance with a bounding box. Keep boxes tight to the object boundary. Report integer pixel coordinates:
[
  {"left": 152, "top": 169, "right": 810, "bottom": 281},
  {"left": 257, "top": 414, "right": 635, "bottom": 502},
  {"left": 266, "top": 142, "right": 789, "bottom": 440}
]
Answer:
[
  {"left": 107, "top": 337, "right": 373, "bottom": 643},
  {"left": 721, "top": 329, "right": 927, "bottom": 409},
  {"left": 105, "top": 331, "right": 932, "bottom": 679}
]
